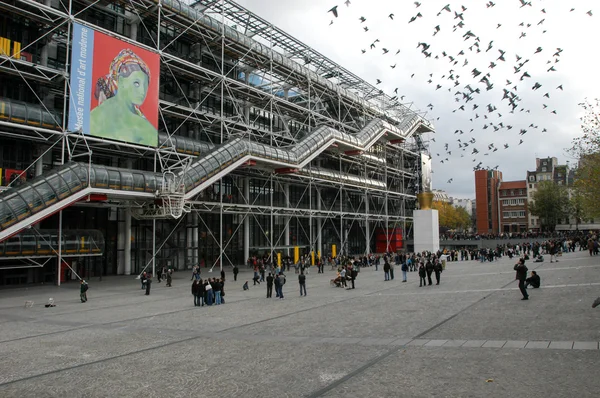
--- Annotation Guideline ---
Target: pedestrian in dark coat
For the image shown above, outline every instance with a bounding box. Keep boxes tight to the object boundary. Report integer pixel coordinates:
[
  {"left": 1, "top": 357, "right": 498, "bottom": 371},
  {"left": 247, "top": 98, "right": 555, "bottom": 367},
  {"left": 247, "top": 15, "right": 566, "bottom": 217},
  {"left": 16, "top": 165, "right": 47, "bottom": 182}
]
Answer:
[
  {"left": 514, "top": 258, "right": 529, "bottom": 300},
  {"left": 192, "top": 279, "right": 202, "bottom": 306},
  {"left": 166, "top": 270, "right": 173, "bottom": 287},
  {"left": 233, "top": 265, "right": 239, "bottom": 281},
  {"left": 80, "top": 280, "right": 89, "bottom": 302},
  {"left": 418, "top": 264, "right": 426, "bottom": 287},
  {"left": 425, "top": 260, "right": 434, "bottom": 286},
  {"left": 266, "top": 273, "right": 274, "bottom": 298},
  {"left": 145, "top": 276, "right": 152, "bottom": 295},
  {"left": 383, "top": 261, "right": 391, "bottom": 281},
  {"left": 433, "top": 261, "right": 442, "bottom": 285}
]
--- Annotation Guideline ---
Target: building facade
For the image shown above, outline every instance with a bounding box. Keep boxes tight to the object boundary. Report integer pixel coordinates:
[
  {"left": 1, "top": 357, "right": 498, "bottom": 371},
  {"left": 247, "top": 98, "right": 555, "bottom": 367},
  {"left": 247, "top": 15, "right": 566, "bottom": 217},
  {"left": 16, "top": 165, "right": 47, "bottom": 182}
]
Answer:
[
  {"left": 0, "top": 0, "right": 432, "bottom": 285},
  {"left": 498, "top": 181, "right": 528, "bottom": 233},
  {"left": 474, "top": 170, "right": 502, "bottom": 234}
]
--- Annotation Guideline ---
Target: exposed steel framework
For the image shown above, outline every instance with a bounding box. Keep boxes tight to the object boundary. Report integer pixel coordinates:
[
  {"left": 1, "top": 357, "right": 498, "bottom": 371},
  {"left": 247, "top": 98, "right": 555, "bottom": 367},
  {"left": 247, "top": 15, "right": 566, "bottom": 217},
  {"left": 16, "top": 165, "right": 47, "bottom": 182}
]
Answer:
[{"left": 0, "top": 0, "right": 433, "bottom": 281}]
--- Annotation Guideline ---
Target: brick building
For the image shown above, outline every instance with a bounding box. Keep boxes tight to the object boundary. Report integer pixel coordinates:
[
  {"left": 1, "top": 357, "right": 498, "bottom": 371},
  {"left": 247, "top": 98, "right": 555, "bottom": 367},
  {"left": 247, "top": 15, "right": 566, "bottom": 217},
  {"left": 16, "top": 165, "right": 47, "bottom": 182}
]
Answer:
[
  {"left": 474, "top": 170, "right": 502, "bottom": 234},
  {"left": 498, "top": 181, "right": 528, "bottom": 233}
]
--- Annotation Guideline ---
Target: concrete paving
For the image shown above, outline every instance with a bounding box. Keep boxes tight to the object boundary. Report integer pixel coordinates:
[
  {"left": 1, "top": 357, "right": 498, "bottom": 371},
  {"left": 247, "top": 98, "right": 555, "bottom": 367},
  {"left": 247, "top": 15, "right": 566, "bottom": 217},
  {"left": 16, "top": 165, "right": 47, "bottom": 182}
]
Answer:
[{"left": 0, "top": 251, "right": 598, "bottom": 397}]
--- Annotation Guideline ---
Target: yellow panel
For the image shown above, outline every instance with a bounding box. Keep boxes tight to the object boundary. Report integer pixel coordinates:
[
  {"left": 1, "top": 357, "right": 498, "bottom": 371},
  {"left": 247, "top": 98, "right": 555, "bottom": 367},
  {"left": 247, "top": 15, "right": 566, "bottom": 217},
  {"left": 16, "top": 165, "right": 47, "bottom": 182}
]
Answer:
[
  {"left": 81, "top": 236, "right": 85, "bottom": 250},
  {"left": 332, "top": 244, "right": 337, "bottom": 258},
  {"left": 0, "top": 38, "right": 9, "bottom": 56},
  {"left": 311, "top": 251, "right": 315, "bottom": 266},
  {"left": 277, "top": 252, "right": 281, "bottom": 267},
  {"left": 293, "top": 246, "right": 299, "bottom": 264},
  {"left": 12, "top": 41, "right": 21, "bottom": 59}
]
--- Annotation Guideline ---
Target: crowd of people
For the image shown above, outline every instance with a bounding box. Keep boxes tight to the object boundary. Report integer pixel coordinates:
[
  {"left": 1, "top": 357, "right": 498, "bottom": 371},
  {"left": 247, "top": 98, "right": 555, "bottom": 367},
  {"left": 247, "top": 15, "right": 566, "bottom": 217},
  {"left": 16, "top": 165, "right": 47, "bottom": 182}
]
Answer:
[{"left": 70, "top": 231, "right": 595, "bottom": 306}]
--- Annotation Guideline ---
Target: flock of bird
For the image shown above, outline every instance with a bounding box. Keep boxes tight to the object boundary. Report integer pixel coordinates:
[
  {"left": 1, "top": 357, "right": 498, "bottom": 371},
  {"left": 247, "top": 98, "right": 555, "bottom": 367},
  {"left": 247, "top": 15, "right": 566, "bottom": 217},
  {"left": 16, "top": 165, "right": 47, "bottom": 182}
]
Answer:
[{"left": 324, "top": 1, "right": 594, "bottom": 183}]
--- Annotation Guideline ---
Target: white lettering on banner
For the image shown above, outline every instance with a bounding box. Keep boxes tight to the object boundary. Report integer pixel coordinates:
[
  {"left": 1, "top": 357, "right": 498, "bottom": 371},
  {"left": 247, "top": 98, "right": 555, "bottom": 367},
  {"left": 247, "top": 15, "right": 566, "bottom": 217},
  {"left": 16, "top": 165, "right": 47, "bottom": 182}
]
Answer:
[{"left": 74, "top": 27, "right": 89, "bottom": 130}]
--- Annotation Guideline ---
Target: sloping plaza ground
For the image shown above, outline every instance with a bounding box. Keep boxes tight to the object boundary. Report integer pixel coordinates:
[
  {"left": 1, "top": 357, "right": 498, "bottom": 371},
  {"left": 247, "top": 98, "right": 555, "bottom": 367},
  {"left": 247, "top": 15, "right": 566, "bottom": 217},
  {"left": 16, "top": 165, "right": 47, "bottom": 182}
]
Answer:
[{"left": 0, "top": 250, "right": 598, "bottom": 397}]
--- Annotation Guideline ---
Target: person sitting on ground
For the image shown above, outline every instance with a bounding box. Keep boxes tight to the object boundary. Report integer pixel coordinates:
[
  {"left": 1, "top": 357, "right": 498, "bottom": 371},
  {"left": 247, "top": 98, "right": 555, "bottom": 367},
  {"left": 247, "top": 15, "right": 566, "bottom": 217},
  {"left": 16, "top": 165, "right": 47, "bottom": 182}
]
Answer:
[
  {"left": 243, "top": 281, "right": 249, "bottom": 290},
  {"left": 534, "top": 254, "right": 544, "bottom": 263},
  {"left": 525, "top": 271, "right": 541, "bottom": 289}
]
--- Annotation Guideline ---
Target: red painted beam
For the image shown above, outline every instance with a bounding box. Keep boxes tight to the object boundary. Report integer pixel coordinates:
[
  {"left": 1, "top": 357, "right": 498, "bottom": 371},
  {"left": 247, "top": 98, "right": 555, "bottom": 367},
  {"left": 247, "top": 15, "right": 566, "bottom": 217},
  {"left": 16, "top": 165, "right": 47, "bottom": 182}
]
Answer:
[
  {"left": 390, "top": 139, "right": 405, "bottom": 145},
  {"left": 275, "top": 168, "right": 299, "bottom": 174}
]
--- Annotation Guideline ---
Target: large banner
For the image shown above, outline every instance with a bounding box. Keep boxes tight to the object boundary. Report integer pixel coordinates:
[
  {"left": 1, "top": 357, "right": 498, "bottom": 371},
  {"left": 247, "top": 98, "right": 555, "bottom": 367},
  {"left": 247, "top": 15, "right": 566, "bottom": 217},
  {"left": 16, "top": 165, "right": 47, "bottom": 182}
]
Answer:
[{"left": 68, "top": 23, "right": 159, "bottom": 147}]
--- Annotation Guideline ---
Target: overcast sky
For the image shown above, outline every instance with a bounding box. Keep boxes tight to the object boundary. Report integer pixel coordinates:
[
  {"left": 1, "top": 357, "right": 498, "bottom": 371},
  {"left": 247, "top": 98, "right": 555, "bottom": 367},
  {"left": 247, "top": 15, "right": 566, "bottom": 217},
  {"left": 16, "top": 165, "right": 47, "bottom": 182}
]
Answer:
[{"left": 224, "top": 0, "right": 598, "bottom": 199}]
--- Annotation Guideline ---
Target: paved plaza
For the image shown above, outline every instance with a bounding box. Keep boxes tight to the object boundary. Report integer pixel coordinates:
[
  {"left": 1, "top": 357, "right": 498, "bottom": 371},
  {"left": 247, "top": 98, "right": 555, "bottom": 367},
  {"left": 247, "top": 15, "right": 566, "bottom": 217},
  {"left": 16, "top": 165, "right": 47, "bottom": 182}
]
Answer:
[{"left": 0, "top": 251, "right": 599, "bottom": 397}]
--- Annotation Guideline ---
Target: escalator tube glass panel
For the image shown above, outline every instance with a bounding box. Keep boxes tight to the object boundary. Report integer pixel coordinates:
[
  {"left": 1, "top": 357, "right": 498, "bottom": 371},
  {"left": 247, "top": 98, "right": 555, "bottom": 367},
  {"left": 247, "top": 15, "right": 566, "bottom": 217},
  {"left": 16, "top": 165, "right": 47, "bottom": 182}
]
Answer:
[
  {"left": 18, "top": 186, "right": 44, "bottom": 213},
  {"left": 144, "top": 174, "right": 157, "bottom": 193},
  {"left": 4, "top": 236, "right": 20, "bottom": 256},
  {"left": 58, "top": 168, "right": 83, "bottom": 194},
  {"left": 9, "top": 102, "right": 26, "bottom": 124},
  {"left": 132, "top": 173, "right": 145, "bottom": 191},
  {"left": 72, "top": 165, "right": 91, "bottom": 186},
  {"left": 93, "top": 167, "right": 109, "bottom": 188},
  {"left": 63, "top": 231, "right": 79, "bottom": 254},
  {"left": 5, "top": 195, "right": 31, "bottom": 223},
  {"left": 0, "top": 200, "right": 17, "bottom": 230},
  {"left": 120, "top": 171, "right": 134, "bottom": 191},
  {"left": 107, "top": 170, "right": 121, "bottom": 190},
  {"left": 21, "top": 234, "right": 36, "bottom": 255},
  {"left": 45, "top": 174, "right": 71, "bottom": 200},
  {"left": 26, "top": 105, "right": 42, "bottom": 128},
  {"left": 32, "top": 180, "right": 58, "bottom": 207}
]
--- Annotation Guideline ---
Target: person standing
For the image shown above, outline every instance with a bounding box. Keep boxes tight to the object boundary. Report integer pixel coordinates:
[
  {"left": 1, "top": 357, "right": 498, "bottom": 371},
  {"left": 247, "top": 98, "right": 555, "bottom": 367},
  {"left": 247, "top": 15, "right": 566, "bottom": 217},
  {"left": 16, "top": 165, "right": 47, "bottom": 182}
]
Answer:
[
  {"left": 276, "top": 273, "right": 286, "bottom": 299},
  {"left": 221, "top": 269, "right": 226, "bottom": 281},
  {"left": 425, "top": 259, "right": 434, "bottom": 286},
  {"left": 433, "top": 260, "right": 442, "bottom": 285},
  {"left": 401, "top": 261, "right": 408, "bottom": 282},
  {"left": 80, "top": 280, "right": 89, "bottom": 303},
  {"left": 514, "top": 258, "right": 529, "bottom": 300},
  {"left": 389, "top": 260, "right": 395, "bottom": 280},
  {"left": 205, "top": 280, "right": 213, "bottom": 305},
  {"left": 418, "top": 263, "right": 426, "bottom": 287},
  {"left": 166, "top": 270, "right": 173, "bottom": 287},
  {"left": 266, "top": 273, "right": 274, "bottom": 298},
  {"left": 214, "top": 278, "right": 222, "bottom": 305},
  {"left": 299, "top": 272, "right": 307, "bottom": 296},
  {"left": 233, "top": 265, "right": 239, "bottom": 281},
  {"left": 145, "top": 275, "right": 152, "bottom": 295},
  {"left": 192, "top": 279, "right": 202, "bottom": 306},
  {"left": 383, "top": 261, "right": 390, "bottom": 281}
]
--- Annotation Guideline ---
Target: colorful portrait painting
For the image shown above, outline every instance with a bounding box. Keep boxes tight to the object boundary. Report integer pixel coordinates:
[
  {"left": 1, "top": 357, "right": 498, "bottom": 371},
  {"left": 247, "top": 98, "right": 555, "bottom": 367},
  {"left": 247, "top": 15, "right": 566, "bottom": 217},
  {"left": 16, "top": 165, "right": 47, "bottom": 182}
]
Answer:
[{"left": 68, "top": 23, "right": 159, "bottom": 147}]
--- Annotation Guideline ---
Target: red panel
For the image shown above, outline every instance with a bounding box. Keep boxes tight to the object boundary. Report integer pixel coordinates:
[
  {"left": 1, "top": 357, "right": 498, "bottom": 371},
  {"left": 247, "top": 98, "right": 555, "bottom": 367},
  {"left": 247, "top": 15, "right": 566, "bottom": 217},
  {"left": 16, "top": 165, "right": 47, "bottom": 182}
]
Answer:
[
  {"left": 275, "top": 168, "right": 298, "bottom": 174},
  {"left": 390, "top": 139, "right": 405, "bottom": 144},
  {"left": 344, "top": 150, "right": 363, "bottom": 156}
]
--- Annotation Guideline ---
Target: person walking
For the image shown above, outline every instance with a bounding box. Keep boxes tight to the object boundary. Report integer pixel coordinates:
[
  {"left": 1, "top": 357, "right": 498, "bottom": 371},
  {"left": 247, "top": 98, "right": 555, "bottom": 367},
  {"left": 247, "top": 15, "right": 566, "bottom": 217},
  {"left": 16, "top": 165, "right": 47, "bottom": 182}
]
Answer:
[
  {"left": 389, "top": 260, "right": 395, "bottom": 280},
  {"left": 233, "top": 265, "right": 239, "bottom": 281},
  {"left": 166, "top": 270, "right": 173, "bottom": 287},
  {"left": 192, "top": 279, "right": 202, "bottom": 306},
  {"left": 433, "top": 260, "right": 442, "bottom": 285},
  {"left": 80, "top": 280, "right": 89, "bottom": 303},
  {"left": 425, "top": 259, "right": 434, "bottom": 286},
  {"left": 299, "top": 272, "right": 307, "bottom": 296},
  {"left": 514, "top": 258, "right": 529, "bottom": 300},
  {"left": 418, "top": 263, "right": 426, "bottom": 287},
  {"left": 145, "top": 275, "right": 152, "bottom": 295},
  {"left": 266, "top": 273, "right": 274, "bottom": 298}
]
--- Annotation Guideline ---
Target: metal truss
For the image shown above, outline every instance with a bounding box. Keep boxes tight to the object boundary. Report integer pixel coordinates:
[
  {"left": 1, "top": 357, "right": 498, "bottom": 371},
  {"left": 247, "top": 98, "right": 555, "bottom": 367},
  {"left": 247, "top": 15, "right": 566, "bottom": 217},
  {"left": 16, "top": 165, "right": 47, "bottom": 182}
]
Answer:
[{"left": 0, "top": 0, "right": 431, "bottom": 274}]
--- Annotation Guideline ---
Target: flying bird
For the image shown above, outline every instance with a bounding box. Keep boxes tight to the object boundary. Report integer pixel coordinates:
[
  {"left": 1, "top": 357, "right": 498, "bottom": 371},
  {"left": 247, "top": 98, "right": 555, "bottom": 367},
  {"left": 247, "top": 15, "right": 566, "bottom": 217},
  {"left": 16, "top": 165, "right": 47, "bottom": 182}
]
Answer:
[{"left": 328, "top": 6, "right": 338, "bottom": 18}]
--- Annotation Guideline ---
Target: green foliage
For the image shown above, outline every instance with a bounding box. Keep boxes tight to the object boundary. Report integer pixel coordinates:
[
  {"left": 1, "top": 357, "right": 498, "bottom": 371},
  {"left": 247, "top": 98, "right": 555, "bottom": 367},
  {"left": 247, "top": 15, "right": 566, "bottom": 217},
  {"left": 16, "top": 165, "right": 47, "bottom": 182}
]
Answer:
[
  {"left": 432, "top": 201, "right": 471, "bottom": 231},
  {"left": 570, "top": 98, "right": 600, "bottom": 219},
  {"left": 528, "top": 181, "right": 569, "bottom": 231}
]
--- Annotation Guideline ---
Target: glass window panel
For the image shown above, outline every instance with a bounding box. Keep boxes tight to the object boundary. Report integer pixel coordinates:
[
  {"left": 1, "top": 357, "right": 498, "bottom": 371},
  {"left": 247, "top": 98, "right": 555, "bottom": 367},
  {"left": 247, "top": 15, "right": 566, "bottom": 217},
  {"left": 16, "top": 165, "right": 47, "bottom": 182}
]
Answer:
[
  {"left": 45, "top": 175, "right": 70, "bottom": 199},
  {"left": 107, "top": 170, "right": 121, "bottom": 189},
  {"left": 120, "top": 171, "right": 134, "bottom": 190},
  {"left": 6, "top": 195, "right": 30, "bottom": 220},
  {"left": 93, "top": 168, "right": 109, "bottom": 187}
]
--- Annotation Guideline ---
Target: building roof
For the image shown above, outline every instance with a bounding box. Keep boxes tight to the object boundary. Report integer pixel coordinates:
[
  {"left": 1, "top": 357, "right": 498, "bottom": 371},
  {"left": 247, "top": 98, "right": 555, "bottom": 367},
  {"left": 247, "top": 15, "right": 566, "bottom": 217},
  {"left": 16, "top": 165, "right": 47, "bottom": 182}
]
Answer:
[{"left": 499, "top": 180, "right": 526, "bottom": 190}]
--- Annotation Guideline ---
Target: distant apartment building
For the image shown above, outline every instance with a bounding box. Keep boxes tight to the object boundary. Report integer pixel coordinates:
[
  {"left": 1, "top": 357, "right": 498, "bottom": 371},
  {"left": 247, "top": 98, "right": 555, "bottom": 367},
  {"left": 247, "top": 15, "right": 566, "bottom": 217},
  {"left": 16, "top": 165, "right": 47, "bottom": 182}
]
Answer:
[
  {"left": 452, "top": 198, "right": 473, "bottom": 217},
  {"left": 474, "top": 170, "right": 502, "bottom": 234},
  {"left": 498, "top": 181, "right": 528, "bottom": 233},
  {"left": 526, "top": 157, "right": 572, "bottom": 230},
  {"left": 432, "top": 189, "right": 451, "bottom": 203}
]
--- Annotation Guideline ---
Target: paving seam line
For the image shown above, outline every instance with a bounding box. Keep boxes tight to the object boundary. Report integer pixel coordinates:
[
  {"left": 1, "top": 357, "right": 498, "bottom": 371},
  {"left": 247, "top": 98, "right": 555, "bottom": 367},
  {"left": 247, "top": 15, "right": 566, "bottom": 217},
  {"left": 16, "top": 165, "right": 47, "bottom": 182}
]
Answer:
[{"left": 305, "top": 261, "right": 550, "bottom": 397}]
